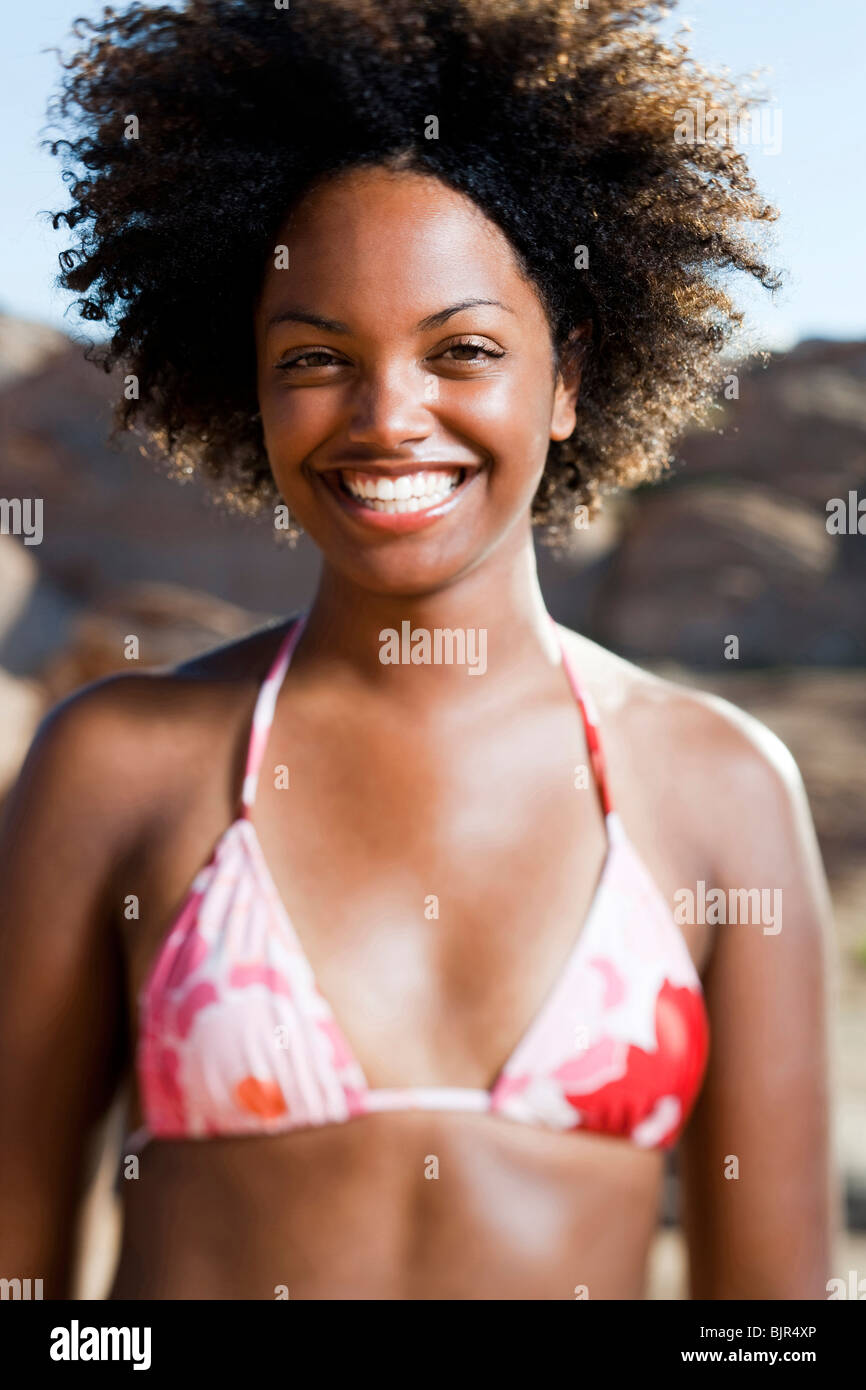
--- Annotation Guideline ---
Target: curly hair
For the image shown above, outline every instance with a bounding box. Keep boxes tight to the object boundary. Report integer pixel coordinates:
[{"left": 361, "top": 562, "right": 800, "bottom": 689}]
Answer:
[{"left": 44, "top": 0, "right": 779, "bottom": 547}]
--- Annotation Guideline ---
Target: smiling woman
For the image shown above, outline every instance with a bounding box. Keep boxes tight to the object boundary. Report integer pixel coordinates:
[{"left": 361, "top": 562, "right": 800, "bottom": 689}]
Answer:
[
  {"left": 0, "top": 0, "right": 834, "bottom": 1307},
  {"left": 41, "top": 0, "right": 781, "bottom": 546},
  {"left": 252, "top": 164, "right": 587, "bottom": 584}
]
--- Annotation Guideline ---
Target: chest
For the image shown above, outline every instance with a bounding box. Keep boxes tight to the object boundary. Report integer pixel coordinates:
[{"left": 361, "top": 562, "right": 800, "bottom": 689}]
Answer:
[
  {"left": 238, "top": 693, "right": 679, "bottom": 1089},
  {"left": 129, "top": 686, "right": 710, "bottom": 1094}
]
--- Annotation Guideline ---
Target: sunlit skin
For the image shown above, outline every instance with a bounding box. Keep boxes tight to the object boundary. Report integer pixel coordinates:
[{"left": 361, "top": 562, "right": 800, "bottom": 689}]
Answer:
[{"left": 0, "top": 168, "right": 835, "bottom": 1301}]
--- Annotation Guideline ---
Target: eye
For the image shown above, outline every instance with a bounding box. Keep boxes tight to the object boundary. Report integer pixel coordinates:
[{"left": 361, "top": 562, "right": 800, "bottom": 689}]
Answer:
[
  {"left": 273, "top": 337, "right": 506, "bottom": 373},
  {"left": 436, "top": 336, "right": 506, "bottom": 366},
  {"left": 274, "top": 349, "right": 344, "bottom": 372}
]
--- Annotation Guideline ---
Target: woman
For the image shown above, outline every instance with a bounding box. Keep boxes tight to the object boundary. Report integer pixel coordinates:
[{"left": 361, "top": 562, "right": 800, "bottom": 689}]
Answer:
[{"left": 0, "top": 0, "right": 834, "bottom": 1300}]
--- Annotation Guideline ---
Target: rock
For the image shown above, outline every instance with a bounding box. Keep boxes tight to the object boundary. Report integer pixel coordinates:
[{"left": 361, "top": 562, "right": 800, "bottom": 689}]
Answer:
[
  {"left": 676, "top": 339, "right": 866, "bottom": 510},
  {"left": 0, "top": 314, "right": 319, "bottom": 657},
  {"left": 590, "top": 482, "right": 863, "bottom": 666},
  {"left": 0, "top": 667, "right": 42, "bottom": 797},
  {"left": 0, "top": 534, "right": 38, "bottom": 642},
  {"left": 0, "top": 313, "right": 68, "bottom": 389},
  {"left": 40, "top": 581, "right": 272, "bottom": 701}
]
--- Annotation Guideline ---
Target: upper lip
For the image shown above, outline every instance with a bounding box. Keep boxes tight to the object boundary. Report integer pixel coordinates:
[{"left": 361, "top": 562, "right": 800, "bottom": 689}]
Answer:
[{"left": 318, "top": 462, "right": 480, "bottom": 477}]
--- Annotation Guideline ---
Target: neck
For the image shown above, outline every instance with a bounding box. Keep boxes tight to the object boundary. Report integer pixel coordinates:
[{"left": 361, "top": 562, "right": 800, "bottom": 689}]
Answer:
[{"left": 294, "top": 526, "right": 563, "bottom": 699}]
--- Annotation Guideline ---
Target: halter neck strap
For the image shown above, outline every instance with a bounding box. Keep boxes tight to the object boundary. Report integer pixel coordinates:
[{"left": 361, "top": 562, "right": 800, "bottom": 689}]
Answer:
[
  {"left": 549, "top": 615, "right": 614, "bottom": 818},
  {"left": 239, "top": 611, "right": 613, "bottom": 819},
  {"left": 240, "top": 614, "right": 307, "bottom": 816}
]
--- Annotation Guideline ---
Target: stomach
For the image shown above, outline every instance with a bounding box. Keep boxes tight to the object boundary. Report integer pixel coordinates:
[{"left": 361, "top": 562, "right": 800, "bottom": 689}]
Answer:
[{"left": 107, "top": 1109, "right": 665, "bottom": 1300}]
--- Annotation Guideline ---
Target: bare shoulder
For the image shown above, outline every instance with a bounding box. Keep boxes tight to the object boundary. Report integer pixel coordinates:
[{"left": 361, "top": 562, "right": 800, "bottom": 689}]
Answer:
[
  {"left": 553, "top": 623, "right": 817, "bottom": 880},
  {"left": 3, "top": 619, "right": 295, "bottom": 850},
  {"left": 555, "top": 622, "right": 801, "bottom": 784}
]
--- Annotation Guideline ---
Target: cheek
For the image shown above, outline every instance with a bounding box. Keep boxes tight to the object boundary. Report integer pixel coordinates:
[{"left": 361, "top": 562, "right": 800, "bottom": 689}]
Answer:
[
  {"left": 444, "top": 371, "right": 555, "bottom": 463},
  {"left": 259, "top": 395, "right": 339, "bottom": 512},
  {"left": 260, "top": 388, "right": 327, "bottom": 465},
  {"left": 456, "top": 375, "right": 555, "bottom": 504}
]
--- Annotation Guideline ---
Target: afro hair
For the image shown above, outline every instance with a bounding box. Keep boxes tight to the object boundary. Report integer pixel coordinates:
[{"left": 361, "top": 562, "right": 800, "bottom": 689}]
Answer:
[{"left": 45, "top": 0, "right": 780, "bottom": 546}]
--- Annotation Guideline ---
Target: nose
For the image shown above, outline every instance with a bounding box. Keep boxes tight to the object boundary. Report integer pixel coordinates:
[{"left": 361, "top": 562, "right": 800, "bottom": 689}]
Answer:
[{"left": 345, "top": 360, "right": 436, "bottom": 451}]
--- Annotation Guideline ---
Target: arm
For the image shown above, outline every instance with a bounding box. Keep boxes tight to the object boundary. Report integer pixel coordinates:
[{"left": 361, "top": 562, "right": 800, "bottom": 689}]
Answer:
[
  {"left": 679, "top": 701, "right": 839, "bottom": 1299},
  {"left": 0, "top": 691, "right": 131, "bottom": 1298}
]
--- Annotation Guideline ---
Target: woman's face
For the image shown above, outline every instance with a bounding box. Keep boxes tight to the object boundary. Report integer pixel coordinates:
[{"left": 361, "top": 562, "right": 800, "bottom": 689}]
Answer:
[{"left": 253, "top": 166, "right": 581, "bottom": 597}]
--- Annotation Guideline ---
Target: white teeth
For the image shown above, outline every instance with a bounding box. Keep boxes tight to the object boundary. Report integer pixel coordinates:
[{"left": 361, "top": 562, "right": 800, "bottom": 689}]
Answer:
[{"left": 339, "top": 467, "right": 463, "bottom": 512}]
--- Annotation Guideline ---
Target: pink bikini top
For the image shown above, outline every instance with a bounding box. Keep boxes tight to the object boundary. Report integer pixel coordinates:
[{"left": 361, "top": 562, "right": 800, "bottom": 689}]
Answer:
[{"left": 125, "top": 613, "right": 709, "bottom": 1162}]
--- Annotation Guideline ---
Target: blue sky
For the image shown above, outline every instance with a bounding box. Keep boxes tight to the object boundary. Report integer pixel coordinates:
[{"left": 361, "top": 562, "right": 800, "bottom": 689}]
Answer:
[{"left": 1, "top": 0, "right": 862, "bottom": 350}]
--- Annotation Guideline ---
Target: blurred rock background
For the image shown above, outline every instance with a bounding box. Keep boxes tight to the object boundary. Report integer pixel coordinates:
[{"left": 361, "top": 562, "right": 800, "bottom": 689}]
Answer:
[{"left": 0, "top": 312, "right": 863, "bottom": 1297}]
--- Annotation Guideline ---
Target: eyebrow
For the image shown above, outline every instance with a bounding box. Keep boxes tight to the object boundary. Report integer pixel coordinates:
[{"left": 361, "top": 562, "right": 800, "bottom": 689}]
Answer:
[{"left": 265, "top": 298, "right": 514, "bottom": 333}]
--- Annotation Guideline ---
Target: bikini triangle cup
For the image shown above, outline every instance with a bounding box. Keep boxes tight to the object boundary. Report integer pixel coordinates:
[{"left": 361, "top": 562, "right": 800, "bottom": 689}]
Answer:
[{"left": 123, "top": 613, "right": 709, "bottom": 1172}]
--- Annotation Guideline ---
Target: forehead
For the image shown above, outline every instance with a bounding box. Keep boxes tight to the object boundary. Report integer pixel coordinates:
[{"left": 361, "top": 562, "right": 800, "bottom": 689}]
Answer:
[{"left": 255, "top": 167, "right": 544, "bottom": 326}]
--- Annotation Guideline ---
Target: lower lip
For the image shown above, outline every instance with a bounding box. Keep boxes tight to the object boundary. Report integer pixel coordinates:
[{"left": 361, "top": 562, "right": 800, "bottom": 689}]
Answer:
[{"left": 317, "top": 468, "right": 482, "bottom": 533}]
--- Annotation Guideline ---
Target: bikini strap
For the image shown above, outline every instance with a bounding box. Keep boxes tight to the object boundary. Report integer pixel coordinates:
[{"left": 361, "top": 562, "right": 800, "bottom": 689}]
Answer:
[
  {"left": 241, "top": 613, "right": 610, "bottom": 817},
  {"left": 240, "top": 613, "right": 308, "bottom": 816},
  {"left": 549, "top": 615, "right": 614, "bottom": 819}
]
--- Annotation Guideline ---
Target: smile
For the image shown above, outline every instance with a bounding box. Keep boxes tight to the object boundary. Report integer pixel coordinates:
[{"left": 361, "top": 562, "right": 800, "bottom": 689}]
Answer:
[
  {"left": 317, "top": 464, "right": 482, "bottom": 532},
  {"left": 342, "top": 467, "right": 461, "bottom": 512}
]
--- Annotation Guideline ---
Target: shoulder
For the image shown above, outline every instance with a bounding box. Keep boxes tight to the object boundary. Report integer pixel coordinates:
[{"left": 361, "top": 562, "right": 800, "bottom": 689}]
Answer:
[
  {"left": 553, "top": 620, "right": 801, "bottom": 785},
  {"left": 4, "top": 618, "right": 297, "bottom": 846},
  {"left": 552, "top": 623, "right": 813, "bottom": 877}
]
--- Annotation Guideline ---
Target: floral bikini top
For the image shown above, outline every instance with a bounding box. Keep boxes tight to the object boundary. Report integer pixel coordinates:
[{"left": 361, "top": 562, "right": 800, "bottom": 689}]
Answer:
[{"left": 124, "top": 613, "right": 710, "bottom": 1162}]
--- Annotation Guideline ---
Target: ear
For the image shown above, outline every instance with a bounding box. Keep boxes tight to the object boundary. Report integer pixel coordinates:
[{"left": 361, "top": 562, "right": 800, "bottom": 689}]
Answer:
[{"left": 550, "top": 321, "right": 592, "bottom": 442}]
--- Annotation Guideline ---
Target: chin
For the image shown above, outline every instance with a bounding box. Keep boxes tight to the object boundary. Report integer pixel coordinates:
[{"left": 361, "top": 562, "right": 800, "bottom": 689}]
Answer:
[{"left": 320, "top": 545, "right": 486, "bottom": 600}]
